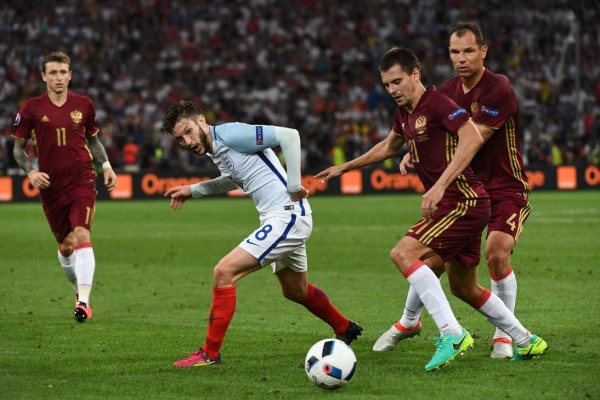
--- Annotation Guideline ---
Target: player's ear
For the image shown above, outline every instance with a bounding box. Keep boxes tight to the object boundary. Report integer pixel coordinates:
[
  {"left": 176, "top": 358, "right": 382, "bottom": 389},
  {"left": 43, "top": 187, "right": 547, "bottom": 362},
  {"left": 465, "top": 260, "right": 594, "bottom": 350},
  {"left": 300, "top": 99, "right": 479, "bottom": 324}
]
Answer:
[
  {"left": 412, "top": 67, "right": 420, "bottom": 82},
  {"left": 481, "top": 44, "right": 488, "bottom": 59}
]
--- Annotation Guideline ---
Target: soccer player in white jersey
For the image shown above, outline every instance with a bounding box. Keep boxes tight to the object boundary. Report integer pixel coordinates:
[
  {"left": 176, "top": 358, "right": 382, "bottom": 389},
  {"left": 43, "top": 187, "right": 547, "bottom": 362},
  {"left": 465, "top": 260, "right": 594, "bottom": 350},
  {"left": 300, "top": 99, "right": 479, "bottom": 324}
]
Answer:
[{"left": 162, "top": 100, "right": 362, "bottom": 367}]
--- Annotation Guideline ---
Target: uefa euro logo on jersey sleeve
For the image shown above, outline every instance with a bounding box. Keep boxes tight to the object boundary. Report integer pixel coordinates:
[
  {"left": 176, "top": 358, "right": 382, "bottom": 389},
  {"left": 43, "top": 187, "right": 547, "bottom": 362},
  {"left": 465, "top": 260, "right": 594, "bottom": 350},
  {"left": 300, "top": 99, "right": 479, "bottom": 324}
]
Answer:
[
  {"left": 256, "top": 126, "right": 263, "bottom": 145},
  {"left": 14, "top": 113, "right": 21, "bottom": 126},
  {"left": 447, "top": 108, "right": 467, "bottom": 121},
  {"left": 481, "top": 105, "right": 499, "bottom": 117}
]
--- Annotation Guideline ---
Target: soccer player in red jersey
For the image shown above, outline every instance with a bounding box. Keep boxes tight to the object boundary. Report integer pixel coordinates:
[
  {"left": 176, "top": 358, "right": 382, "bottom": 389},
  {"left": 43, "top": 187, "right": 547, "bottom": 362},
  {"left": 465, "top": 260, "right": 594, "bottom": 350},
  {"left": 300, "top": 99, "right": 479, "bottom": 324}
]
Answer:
[
  {"left": 12, "top": 51, "right": 117, "bottom": 323},
  {"left": 316, "top": 47, "right": 546, "bottom": 370},
  {"left": 382, "top": 23, "right": 538, "bottom": 359}
]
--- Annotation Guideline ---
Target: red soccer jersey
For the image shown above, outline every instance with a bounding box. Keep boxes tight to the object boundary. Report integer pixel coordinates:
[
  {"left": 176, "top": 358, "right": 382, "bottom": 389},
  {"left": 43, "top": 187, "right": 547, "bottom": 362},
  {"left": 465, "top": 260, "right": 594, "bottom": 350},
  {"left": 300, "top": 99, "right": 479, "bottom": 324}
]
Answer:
[
  {"left": 441, "top": 69, "right": 529, "bottom": 195},
  {"left": 392, "top": 86, "right": 488, "bottom": 202},
  {"left": 12, "top": 92, "right": 99, "bottom": 194}
]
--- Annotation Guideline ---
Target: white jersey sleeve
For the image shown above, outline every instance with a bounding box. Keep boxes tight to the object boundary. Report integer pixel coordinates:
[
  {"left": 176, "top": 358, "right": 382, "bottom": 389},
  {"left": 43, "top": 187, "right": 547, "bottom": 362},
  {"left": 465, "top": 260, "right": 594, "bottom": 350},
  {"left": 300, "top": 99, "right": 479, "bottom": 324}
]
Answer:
[
  {"left": 213, "top": 122, "right": 278, "bottom": 153},
  {"left": 213, "top": 123, "right": 302, "bottom": 193},
  {"left": 208, "top": 123, "right": 311, "bottom": 216}
]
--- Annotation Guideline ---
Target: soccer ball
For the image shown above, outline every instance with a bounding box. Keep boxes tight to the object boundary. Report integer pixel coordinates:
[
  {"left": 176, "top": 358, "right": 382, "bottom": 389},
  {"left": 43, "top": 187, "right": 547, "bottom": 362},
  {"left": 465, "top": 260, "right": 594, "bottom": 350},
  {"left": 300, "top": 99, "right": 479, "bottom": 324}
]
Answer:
[{"left": 304, "top": 338, "right": 357, "bottom": 390}]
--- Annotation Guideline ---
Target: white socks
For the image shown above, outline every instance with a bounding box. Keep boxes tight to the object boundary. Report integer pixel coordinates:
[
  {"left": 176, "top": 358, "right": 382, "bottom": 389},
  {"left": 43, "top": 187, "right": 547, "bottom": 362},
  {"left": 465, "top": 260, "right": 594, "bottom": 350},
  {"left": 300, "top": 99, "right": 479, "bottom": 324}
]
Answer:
[
  {"left": 405, "top": 263, "right": 461, "bottom": 336},
  {"left": 399, "top": 285, "right": 424, "bottom": 329},
  {"left": 476, "top": 290, "right": 530, "bottom": 347},
  {"left": 58, "top": 250, "right": 78, "bottom": 294},
  {"left": 74, "top": 245, "right": 95, "bottom": 304},
  {"left": 491, "top": 270, "right": 518, "bottom": 342}
]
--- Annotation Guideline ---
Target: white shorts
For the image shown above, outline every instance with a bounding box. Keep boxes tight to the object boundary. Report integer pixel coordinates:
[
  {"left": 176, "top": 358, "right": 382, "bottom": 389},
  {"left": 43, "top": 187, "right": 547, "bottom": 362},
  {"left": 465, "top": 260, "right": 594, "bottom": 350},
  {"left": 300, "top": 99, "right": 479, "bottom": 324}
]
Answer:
[{"left": 238, "top": 211, "right": 312, "bottom": 273}]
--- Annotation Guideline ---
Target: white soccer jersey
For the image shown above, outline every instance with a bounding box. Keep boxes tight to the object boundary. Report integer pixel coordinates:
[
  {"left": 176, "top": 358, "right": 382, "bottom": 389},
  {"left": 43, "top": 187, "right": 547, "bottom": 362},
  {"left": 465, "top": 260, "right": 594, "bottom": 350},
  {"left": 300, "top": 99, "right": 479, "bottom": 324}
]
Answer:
[{"left": 208, "top": 123, "right": 311, "bottom": 216}]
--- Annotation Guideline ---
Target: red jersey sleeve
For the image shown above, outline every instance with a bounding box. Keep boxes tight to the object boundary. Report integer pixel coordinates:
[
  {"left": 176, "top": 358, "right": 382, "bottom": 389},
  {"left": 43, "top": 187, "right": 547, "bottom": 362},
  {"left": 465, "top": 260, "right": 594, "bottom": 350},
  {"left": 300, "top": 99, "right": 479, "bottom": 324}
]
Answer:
[
  {"left": 12, "top": 102, "right": 34, "bottom": 139},
  {"left": 472, "top": 74, "right": 518, "bottom": 130},
  {"left": 432, "top": 92, "right": 470, "bottom": 135},
  {"left": 84, "top": 97, "right": 100, "bottom": 137}
]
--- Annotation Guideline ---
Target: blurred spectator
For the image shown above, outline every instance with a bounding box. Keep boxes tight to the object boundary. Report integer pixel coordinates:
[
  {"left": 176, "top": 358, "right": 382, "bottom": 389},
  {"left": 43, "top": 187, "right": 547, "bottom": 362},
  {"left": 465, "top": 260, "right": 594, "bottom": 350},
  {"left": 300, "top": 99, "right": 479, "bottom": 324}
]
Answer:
[
  {"left": 551, "top": 142, "right": 564, "bottom": 166},
  {"left": 0, "top": 148, "right": 8, "bottom": 176},
  {"left": 331, "top": 136, "right": 347, "bottom": 166},
  {"left": 1, "top": 0, "right": 599, "bottom": 174},
  {"left": 122, "top": 136, "right": 140, "bottom": 173}
]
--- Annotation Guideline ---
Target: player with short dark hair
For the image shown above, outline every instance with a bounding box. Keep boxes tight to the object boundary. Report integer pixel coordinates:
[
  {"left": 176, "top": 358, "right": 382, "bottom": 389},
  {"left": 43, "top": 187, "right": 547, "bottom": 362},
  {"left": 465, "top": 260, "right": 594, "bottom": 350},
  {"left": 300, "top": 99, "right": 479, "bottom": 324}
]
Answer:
[
  {"left": 376, "top": 22, "right": 536, "bottom": 360},
  {"left": 162, "top": 99, "right": 362, "bottom": 367},
  {"left": 316, "top": 47, "right": 546, "bottom": 371},
  {"left": 12, "top": 51, "right": 117, "bottom": 322}
]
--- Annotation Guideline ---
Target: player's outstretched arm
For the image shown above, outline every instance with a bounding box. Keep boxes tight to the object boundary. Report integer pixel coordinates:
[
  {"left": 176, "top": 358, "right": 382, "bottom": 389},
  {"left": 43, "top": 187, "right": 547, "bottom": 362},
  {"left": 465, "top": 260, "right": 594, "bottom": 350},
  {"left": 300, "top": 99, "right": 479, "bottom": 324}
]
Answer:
[
  {"left": 315, "top": 129, "right": 405, "bottom": 183},
  {"left": 314, "top": 164, "right": 345, "bottom": 183},
  {"left": 164, "top": 177, "right": 238, "bottom": 210}
]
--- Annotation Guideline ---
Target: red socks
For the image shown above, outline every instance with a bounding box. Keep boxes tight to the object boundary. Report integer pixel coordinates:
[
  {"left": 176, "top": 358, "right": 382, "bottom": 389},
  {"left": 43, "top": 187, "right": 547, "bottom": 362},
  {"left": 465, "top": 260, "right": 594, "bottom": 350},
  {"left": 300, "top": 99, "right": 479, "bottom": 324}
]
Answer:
[
  {"left": 300, "top": 283, "right": 349, "bottom": 335},
  {"left": 202, "top": 284, "right": 349, "bottom": 358},
  {"left": 203, "top": 286, "right": 236, "bottom": 359}
]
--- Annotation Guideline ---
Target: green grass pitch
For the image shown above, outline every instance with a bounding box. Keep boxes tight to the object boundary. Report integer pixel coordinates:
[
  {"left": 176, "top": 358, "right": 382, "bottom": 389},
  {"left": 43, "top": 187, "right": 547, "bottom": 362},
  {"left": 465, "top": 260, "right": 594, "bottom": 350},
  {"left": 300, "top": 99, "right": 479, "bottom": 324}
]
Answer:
[{"left": 1, "top": 191, "right": 599, "bottom": 399}]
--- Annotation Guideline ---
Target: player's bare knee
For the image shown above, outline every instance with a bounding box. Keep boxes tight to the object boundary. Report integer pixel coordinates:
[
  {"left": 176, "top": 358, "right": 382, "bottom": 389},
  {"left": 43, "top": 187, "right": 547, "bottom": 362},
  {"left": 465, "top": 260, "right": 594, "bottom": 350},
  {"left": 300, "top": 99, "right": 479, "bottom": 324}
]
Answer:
[
  {"left": 390, "top": 247, "right": 416, "bottom": 274},
  {"left": 58, "top": 243, "right": 74, "bottom": 257},
  {"left": 389, "top": 246, "right": 405, "bottom": 267},
  {"left": 212, "top": 264, "right": 235, "bottom": 287},
  {"left": 485, "top": 250, "right": 510, "bottom": 274},
  {"left": 73, "top": 227, "right": 91, "bottom": 245}
]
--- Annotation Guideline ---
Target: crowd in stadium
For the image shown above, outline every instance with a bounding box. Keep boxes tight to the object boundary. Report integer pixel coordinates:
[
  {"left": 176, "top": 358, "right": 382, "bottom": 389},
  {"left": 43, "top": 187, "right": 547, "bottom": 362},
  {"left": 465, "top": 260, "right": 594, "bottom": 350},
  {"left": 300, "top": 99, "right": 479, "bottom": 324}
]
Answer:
[{"left": 1, "top": 0, "right": 599, "bottom": 176}]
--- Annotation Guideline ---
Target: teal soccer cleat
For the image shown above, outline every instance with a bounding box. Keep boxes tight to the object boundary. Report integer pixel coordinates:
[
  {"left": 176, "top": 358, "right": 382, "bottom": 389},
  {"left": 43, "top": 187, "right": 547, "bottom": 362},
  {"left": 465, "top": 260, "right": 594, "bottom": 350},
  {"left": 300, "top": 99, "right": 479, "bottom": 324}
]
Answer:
[
  {"left": 425, "top": 328, "right": 473, "bottom": 372},
  {"left": 512, "top": 335, "right": 547, "bottom": 361}
]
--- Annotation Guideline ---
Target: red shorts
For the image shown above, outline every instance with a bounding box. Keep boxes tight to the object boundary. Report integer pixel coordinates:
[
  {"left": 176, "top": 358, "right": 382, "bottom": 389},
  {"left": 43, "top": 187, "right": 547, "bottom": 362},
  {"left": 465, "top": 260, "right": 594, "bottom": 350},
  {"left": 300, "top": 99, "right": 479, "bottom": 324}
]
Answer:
[
  {"left": 406, "top": 198, "right": 490, "bottom": 268},
  {"left": 487, "top": 191, "right": 531, "bottom": 241},
  {"left": 40, "top": 186, "right": 97, "bottom": 243}
]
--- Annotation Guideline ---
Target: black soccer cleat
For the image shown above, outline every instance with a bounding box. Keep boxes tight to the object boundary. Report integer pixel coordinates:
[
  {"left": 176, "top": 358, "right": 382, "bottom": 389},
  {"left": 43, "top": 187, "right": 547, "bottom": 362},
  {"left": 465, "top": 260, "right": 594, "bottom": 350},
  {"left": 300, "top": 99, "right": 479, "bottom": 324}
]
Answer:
[{"left": 336, "top": 320, "right": 363, "bottom": 345}]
